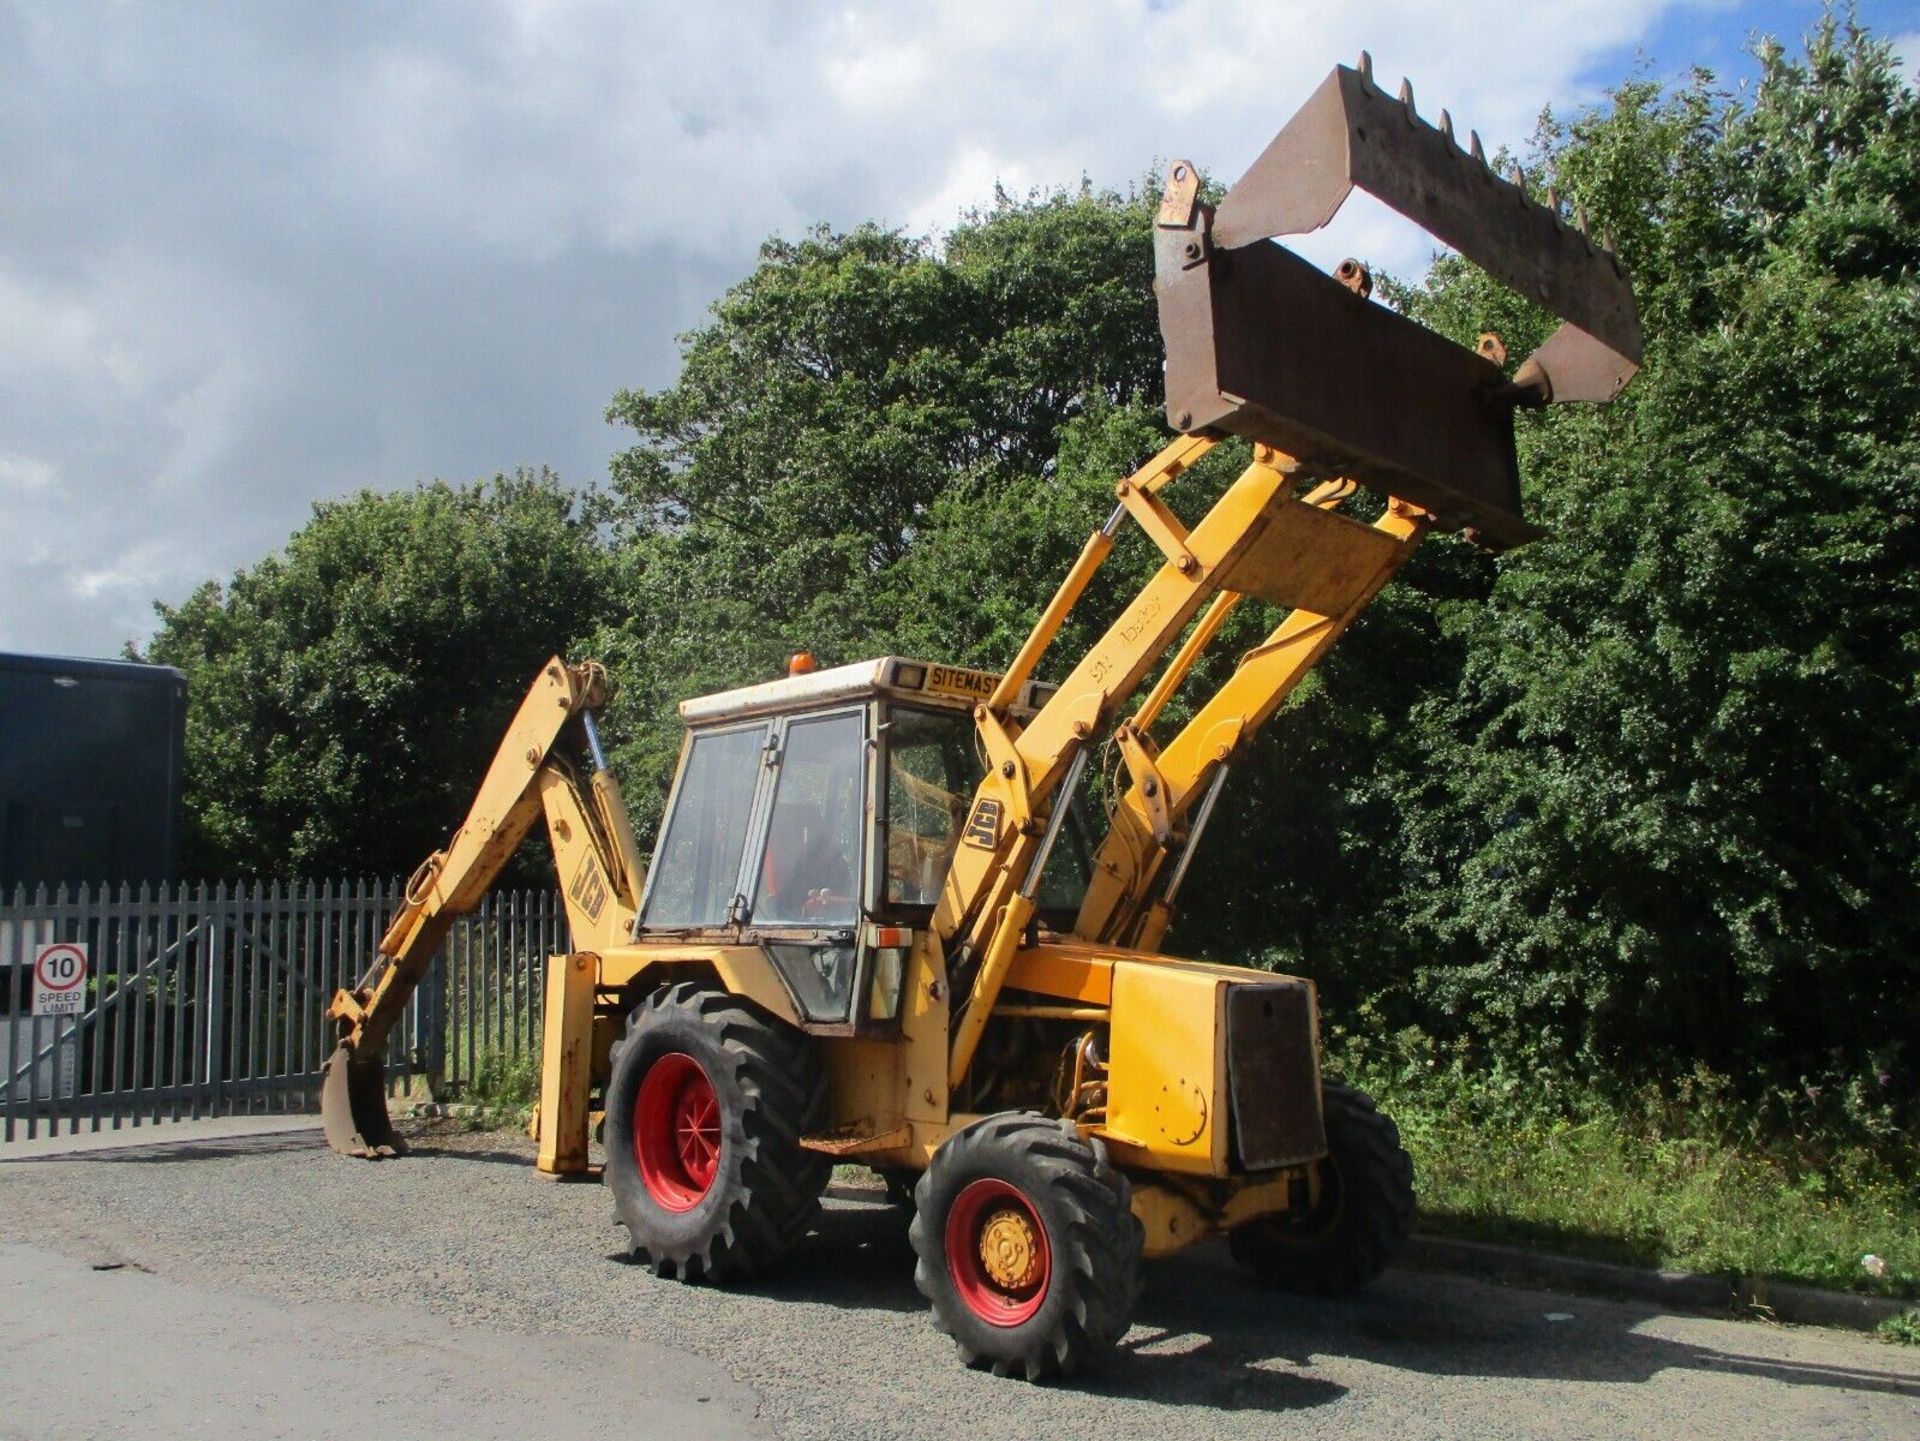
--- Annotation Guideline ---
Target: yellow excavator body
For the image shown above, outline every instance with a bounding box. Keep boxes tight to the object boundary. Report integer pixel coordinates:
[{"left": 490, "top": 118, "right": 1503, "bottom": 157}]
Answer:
[{"left": 320, "top": 56, "right": 1642, "bottom": 1379}]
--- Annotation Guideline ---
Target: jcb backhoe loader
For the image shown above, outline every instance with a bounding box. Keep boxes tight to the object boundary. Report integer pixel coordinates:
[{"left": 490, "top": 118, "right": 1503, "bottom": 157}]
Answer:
[{"left": 321, "top": 58, "right": 1640, "bottom": 1379}]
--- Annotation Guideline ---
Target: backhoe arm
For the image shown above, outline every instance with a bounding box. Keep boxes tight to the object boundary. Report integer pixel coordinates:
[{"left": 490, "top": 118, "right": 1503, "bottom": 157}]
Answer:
[{"left": 320, "top": 656, "right": 644, "bottom": 1156}]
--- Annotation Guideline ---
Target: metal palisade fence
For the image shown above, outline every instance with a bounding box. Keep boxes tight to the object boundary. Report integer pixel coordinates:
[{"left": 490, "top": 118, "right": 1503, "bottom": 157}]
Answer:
[{"left": 0, "top": 879, "right": 567, "bottom": 1142}]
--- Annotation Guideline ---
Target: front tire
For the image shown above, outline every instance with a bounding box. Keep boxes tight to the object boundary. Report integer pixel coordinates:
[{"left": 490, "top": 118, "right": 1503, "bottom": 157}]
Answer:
[
  {"left": 910, "top": 1113, "right": 1142, "bottom": 1380},
  {"left": 603, "top": 982, "right": 829, "bottom": 1282},
  {"left": 1228, "top": 1080, "right": 1414, "bottom": 1293}
]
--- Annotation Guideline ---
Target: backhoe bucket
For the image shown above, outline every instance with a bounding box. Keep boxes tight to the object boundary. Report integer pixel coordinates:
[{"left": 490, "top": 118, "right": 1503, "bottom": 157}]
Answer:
[
  {"left": 320, "top": 1044, "right": 406, "bottom": 1158},
  {"left": 1155, "top": 57, "right": 1642, "bottom": 550}
]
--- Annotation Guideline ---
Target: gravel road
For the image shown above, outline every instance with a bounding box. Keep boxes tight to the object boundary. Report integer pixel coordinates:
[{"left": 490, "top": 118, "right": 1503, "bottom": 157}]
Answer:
[{"left": 5, "top": 1121, "right": 1917, "bottom": 1440}]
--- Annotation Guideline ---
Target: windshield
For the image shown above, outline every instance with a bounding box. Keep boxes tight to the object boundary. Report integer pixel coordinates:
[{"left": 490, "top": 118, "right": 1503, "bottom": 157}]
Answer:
[
  {"left": 883, "top": 708, "right": 978, "bottom": 908},
  {"left": 881, "top": 705, "right": 1092, "bottom": 922},
  {"left": 752, "top": 710, "right": 865, "bottom": 927}
]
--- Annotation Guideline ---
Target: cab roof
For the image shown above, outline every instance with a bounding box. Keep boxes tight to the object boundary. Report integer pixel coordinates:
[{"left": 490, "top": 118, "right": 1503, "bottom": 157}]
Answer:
[{"left": 679, "top": 656, "right": 1056, "bottom": 727}]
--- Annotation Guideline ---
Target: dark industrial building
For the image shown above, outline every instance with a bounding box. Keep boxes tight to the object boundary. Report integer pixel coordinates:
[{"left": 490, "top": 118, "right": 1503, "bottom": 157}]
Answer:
[{"left": 0, "top": 652, "right": 187, "bottom": 892}]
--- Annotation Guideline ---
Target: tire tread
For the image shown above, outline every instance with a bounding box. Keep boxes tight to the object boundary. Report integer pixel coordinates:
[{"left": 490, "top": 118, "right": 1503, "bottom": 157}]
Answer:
[
  {"left": 1229, "top": 1080, "right": 1414, "bottom": 1294},
  {"left": 607, "top": 983, "right": 829, "bottom": 1283},
  {"left": 909, "top": 1112, "right": 1142, "bottom": 1380}
]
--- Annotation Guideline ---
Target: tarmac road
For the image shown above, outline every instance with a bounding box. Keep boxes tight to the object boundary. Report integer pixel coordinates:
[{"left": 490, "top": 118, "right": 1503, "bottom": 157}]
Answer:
[
  {"left": 4, "top": 1120, "right": 1917, "bottom": 1440},
  {"left": 0, "top": 1242, "right": 763, "bottom": 1441}
]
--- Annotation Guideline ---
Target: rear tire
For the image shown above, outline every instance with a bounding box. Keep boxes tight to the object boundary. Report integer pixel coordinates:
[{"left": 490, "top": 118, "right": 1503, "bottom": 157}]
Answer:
[
  {"left": 603, "top": 982, "right": 829, "bottom": 1282},
  {"left": 1228, "top": 1080, "right": 1414, "bottom": 1294},
  {"left": 910, "top": 1113, "right": 1142, "bottom": 1380}
]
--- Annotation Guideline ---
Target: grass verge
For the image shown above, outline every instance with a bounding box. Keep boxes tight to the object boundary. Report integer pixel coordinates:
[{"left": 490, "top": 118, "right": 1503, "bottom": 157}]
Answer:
[{"left": 1328, "top": 1023, "right": 1918, "bottom": 1301}]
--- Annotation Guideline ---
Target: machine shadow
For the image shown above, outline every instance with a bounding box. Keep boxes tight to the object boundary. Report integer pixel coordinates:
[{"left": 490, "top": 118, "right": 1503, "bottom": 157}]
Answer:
[
  {"left": 771, "top": 1192, "right": 1351, "bottom": 1411},
  {"left": 728, "top": 1199, "right": 1920, "bottom": 1407},
  {"left": 601, "top": 1189, "right": 924, "bottom": 1315},
  {"left": 1076, "top": 1329, "right": 1349, "bottom": 1411},
  {"left": 750, "top": 1192, "right": 924, "bottom": 1315},
  {"left": 392, "top": 1141, "right": 540, "bottom": 1168},
  {"left": 1129, "top": 1247, "right": 1920, "bottom": 1401},
  {"left": 1, "top": 1130, "right": 328, "bottom": 1165}
]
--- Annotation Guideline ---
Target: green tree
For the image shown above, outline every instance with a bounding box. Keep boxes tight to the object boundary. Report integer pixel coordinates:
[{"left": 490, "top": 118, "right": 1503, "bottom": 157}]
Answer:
[
  {"left": 1356, "top": 19, "right": 1920, "bottom": 1090},
  {"left": 592, "top": 185, "right": 1178, "bottom": 836},
  {"left": 596, "top": 24, "right": 1920, "bottom": 1104},
  {"left": 142, "top": 470, "right": 610, "bottom": 879}
]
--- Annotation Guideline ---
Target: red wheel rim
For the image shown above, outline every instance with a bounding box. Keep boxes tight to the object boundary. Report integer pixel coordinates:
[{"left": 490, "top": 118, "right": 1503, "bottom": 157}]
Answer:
[
  {"left": 634, "top": 1052, "right": 721, "bottom": 1211},
  {"left": 944, "top": 1177, "right": 1051, "bottom": 1326}
]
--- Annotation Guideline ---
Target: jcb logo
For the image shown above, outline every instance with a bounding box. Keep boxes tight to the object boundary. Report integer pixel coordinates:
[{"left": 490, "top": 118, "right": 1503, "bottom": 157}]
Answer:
[
  {"left": 569, "top": 855, "right": 608, "bottom": 922},
  {"left": 963, "top": 798, "right": 1002, "bottom": 851}
]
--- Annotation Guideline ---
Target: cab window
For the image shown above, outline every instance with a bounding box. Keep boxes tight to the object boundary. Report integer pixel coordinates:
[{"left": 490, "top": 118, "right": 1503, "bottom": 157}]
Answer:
[
  {"left": 640, "top": 724, "right": 766, "bottom": 929},
  {"left": 884, "top": 707, "right": 978, "bottom": 908},
  {"left": 751, "top": 711, "right": 864, "bottom": 926}
]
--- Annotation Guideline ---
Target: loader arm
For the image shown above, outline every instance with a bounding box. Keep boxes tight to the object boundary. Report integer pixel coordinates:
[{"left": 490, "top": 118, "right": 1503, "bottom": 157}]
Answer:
[
  {"left": 320, "top": 656, "right": 644, "bottom": 1156},
  {"left": 1074, "top": 488, "right": 1430, "bottom": 949},
  {"left": 935, "top": 57, "right": 1640, "bottom": 1088},
  {"left": 931, "top": 437, "right": 1435, "bottom": 1085}
]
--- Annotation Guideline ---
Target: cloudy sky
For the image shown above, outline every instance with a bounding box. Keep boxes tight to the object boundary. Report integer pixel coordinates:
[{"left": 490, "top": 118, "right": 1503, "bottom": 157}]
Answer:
[{"left": 4, "top": 1, "right": 1915, "bottom": 659}]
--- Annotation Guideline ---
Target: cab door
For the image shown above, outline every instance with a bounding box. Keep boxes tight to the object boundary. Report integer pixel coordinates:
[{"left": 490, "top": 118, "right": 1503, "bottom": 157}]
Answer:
[{"left": 742, "top": 707, "right": 870, "bottom": 1022}]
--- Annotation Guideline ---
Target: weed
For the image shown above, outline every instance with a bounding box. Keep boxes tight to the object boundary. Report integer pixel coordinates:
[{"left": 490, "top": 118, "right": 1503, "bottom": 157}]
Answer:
[
  {"left": 458, "top": 1047, "right": 539, "bottom": 1129},
  {"left": 1879, "top": 1310, "right": 1920, "bottom": 1346}
]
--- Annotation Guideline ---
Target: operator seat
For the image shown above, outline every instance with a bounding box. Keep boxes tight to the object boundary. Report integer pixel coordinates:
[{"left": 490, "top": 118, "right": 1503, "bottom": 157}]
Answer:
[{"left": 761, "top": 802, "right": 853, "bottom": 922}]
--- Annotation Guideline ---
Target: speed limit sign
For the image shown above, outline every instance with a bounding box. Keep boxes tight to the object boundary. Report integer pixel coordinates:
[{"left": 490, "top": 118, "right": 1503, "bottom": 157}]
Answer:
[{"left": 32, "top": 942, "right": 88, "bottom": 1018}]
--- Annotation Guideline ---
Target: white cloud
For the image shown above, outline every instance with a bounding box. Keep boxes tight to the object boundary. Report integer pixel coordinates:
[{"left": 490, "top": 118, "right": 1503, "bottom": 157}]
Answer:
[
  {"left": 1895, "top": 31, "right": 1920, "bottom": 81},
  {"left": 0, "top": 454, "right": 55, "bottom": 496},
  {"left": 905, "top": 147, "right": 1047, "bottom": 239},
  {"left": 0, "top": 0, "right": 1693, "bottom": 658},
  {"left": 70, "top": 540, "right": 176, "bottom": 604}
]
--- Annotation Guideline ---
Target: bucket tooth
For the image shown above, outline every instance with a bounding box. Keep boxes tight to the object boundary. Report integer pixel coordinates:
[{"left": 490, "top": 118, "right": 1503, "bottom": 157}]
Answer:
[
  {"left": 320, "top": 1044, "right": 406, "bottom": 1158},
  {"left": 1210, "top": 62, "right": 1641, "bottom": 374}
]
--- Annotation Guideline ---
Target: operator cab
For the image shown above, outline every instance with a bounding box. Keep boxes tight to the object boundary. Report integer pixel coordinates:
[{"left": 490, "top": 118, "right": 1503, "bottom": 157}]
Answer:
[{"left": 634, "top": 657, "right": 1088, "bottom": 1031}]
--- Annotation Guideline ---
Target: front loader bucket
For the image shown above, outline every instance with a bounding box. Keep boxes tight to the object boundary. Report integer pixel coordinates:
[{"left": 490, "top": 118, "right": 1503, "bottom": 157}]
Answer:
[
  {"left": 320, "top": 1044, "right": 406, "bottom": 1158},
  {"left": 1155, "top": 55, "right": 1643, "bottom": 550}
]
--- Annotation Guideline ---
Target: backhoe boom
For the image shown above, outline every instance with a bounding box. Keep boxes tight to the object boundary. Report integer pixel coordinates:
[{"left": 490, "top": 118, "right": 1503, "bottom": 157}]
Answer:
[{"left": 320, "top": 657, "right": 643, "bottom": 1156}]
